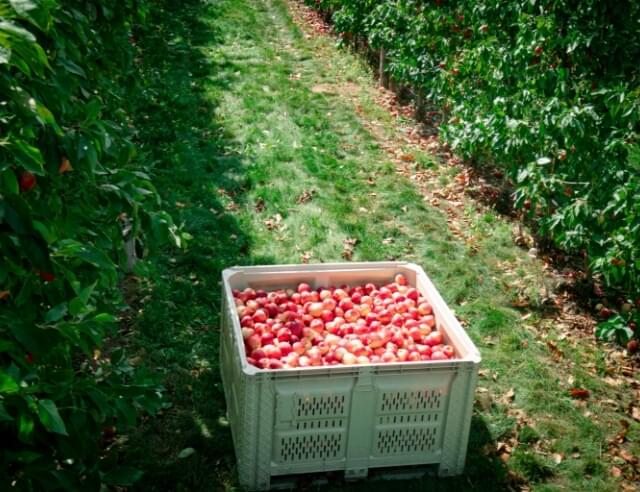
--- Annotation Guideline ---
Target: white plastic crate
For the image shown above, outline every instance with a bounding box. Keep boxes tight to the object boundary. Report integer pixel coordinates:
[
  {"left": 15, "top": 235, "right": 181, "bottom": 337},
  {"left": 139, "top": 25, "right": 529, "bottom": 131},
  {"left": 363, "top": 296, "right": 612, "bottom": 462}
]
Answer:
[{"left": 220, "top": 262, "right": 481, "bottom": 491}]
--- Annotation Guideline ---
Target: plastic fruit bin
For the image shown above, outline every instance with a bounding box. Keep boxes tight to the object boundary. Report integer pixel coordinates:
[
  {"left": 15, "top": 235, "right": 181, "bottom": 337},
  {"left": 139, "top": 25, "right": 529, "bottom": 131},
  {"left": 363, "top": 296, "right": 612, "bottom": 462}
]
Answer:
[{"left": 220, "top": 262, "right": 481, "bottom": 491}]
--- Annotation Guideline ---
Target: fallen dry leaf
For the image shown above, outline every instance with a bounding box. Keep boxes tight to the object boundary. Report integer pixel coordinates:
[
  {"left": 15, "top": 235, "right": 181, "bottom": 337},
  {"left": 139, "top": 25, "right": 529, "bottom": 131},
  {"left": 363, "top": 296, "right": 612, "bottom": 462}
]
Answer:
[
  {"left": 498, "top": 388, "right": 516, "bottom": 405},
  {"left": 342, "top": 238, "right": 358, "bottom": 260},
  {"left": 496, "top": 441, "right": 513, "bottom": 463},
  {"left": 569, "top": 388, "right": 590, "bottom": 399},
  {"left": 552, "top": 452, "right": 564, "bottom": 464},
  {"left": 614, "top": 420, "right": 630, "bottom": 444},
  {"left": 603, "top": 376, "right": 623, "bottom": 387},
  {"left": 621, "top": 366, "right": 634, "bottom": 377},
  {"left": 225, "top": 201, "right": 239, "bottom": 212},
  {"left": 382, "top": 237, "right": 394, "bottom": 245},
  {"left": 0, "top": 291, "right": 9, "bottom": 301},
  {"left": 483, "top": 336, "right": 496, "bottom": 346},
  {"left": 263, "top": 218, "right": 278, "bottom": 231},
  {"left": 59, "top": 156, "right": 73, "bottom": 174},
  {"left": 297, "top": 189, "right": 315, "bottom": 204},
  {"left": 547, "top": 340, "right": 564, "bottom": 359},
  {"left": 301, "top": 251, "right": 313, "bottom": 264},
  {"left": 611, "top": 466, "right": 622, "bottom": 478},
  {"left": 619, "top": 449, "right": 637, "bottom": 464}
]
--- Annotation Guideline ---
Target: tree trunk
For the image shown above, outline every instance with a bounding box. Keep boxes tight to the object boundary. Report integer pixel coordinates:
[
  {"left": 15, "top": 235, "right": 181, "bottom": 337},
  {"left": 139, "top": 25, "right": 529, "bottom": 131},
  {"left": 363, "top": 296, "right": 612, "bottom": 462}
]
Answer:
[
  {"left": 379, "top": 49, "right": 389, "bottom": 88},
  {"left": 414, "top": 86, "right": 425, "bottom": 121}
]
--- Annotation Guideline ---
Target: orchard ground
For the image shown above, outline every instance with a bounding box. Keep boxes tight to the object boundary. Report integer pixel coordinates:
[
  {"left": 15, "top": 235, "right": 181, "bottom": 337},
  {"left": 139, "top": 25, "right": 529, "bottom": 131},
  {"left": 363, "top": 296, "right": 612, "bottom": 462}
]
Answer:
[{"left": 120, "top": 0, "right": 640, "bottom": 490}]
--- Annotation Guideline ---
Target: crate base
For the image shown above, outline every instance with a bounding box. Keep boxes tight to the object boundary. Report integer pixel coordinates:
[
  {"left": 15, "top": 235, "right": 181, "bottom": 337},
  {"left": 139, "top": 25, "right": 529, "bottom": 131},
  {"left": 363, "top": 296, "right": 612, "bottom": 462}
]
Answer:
[{"left": 269, "top": 464, "right": 439, "bottom": 490}]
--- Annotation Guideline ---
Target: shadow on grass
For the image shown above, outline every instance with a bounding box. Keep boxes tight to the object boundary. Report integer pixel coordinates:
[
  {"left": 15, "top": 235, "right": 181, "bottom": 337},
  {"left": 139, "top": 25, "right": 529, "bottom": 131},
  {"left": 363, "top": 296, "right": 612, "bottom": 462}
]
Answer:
[
  {"left": 120, "top": 0, "right": 513, "bottom": 490},
  {"left": 121, "top": 0, "right": 275, "bottom": 489}
]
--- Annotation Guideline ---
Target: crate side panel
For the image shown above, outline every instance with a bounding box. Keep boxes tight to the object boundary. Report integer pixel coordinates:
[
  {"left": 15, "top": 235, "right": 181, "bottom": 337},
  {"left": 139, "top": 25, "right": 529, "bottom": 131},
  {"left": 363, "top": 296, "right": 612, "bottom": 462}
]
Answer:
[
  {"left": 270, "top": 377, "right": 354, "bottom": 475},
  {"left": 370, "top": 371, "right": 455, "bottom": 463}
]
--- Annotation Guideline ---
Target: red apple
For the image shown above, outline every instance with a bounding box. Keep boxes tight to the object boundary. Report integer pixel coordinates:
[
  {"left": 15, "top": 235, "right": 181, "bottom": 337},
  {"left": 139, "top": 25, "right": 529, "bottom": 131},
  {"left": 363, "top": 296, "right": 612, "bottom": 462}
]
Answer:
[
  {"left": 297, "top": 282, "right": 311, "bottom": 293},
  {"left": 425, "top": 331, "right": 443, "bottom": 346}
]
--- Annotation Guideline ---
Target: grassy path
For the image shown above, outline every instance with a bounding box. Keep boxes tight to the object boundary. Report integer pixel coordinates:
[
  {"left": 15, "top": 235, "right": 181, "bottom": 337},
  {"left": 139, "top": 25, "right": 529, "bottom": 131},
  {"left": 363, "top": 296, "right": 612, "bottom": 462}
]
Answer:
[{"left": 122, "top": 0, "right": 639, "bottom": 490}]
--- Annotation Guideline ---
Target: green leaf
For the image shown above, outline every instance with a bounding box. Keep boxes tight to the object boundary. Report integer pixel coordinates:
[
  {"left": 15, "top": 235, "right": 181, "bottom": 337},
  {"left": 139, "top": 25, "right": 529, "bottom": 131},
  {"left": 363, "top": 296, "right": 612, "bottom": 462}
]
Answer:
[
  {"left": 78, "top": 281, "right": 97, "bottom": 304},
  {"left": 58, "top": 57, "right": 86, "bottom": 78},
  {"left": 38, "top": 399, "right": 68, "bottom": 435},
  {"left": 3, "top": 194, "right": 35, "bottom": 234},
  {"left": 5, "top": 450, "right": 42, "bottom": 464},
  {"left": 84, "top": 98, "right": 102, "bottom": 123},
  {"left": 0, "top": 20, "right": 36, "bottom": 43},
  {"left": 1, "top": 168, "right": 19, "bottom": 194},
  {"left": 18, "top": 413, "right": 34, "bottom": 442},
  {"left": 32, "top": 220, "right": 56, "bottom": 243},
  {"left": 177, "top": 447, "right": 196, "bottom": 459},
  {"left": 69, "top": 297, "right": 91, "bottom": 316},
  {"left": 101, "top": 466, "right": 144, "bottom": 486},
  {"left": 9, "top": 0, "right": 39, "bottom": 15},
  {"left": 0, "top": 370, "right": 19, "bottom": 394},
  {"left": 115, "top": 398, "right": 137, "bottom": 430},
  {"left": 92, "top": 313, "right": 116, "bottom": 324},
  {"left": 44, "top": 302, "right": 68, "bottom": 323},
  {"left": 12, "top": 138, "right": 44, "bottom": 173},
  {"left": 0, "top": 45, "right": 10, "bottom": 64},
  {"left": 0, "top": 402, "right": 13, "bottom": 421},
  {"left": 34, "top": 100, "right": 62, "bottom": 134},
  {"left": 8, "top": 321, "right": 60, "bottom": 354}
]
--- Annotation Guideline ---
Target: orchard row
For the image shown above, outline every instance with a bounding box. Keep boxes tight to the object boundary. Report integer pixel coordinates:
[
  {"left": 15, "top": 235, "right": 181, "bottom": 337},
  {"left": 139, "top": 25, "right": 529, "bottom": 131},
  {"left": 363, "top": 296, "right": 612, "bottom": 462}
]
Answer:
[
  {"left": 307, "top": 0, "right": 640, "bottom": 299},
  {"left": 1, "top": 2, "right": 182, "bottom": 489}
]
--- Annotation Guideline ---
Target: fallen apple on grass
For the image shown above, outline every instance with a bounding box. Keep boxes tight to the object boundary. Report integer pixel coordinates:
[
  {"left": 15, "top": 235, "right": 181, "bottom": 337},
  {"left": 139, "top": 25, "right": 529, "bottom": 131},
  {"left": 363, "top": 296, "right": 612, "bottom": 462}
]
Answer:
[{"left": 232, "top": 274, "right": 457, "bottom": 370}]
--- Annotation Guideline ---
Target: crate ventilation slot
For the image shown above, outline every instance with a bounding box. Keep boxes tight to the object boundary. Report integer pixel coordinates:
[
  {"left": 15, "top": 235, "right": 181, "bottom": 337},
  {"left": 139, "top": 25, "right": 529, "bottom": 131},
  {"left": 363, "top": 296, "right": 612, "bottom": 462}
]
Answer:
[
  {"left": 380, "top": 390, "right": 442, "bottom": 412},
  {"left": 296, "top": 394, "right": 346, "bottom": 418},
  {"left": 295, "top": 419, "right": 344, "bottom": 430},
  {"left": 378, "top": 413, "right": 439, "bottom": 425},
  {"left": 279, "top": 433, "right": 344, "bottom": 462},
  {"left": 376, "top": 427, "right": 438, "bottom": 455}
]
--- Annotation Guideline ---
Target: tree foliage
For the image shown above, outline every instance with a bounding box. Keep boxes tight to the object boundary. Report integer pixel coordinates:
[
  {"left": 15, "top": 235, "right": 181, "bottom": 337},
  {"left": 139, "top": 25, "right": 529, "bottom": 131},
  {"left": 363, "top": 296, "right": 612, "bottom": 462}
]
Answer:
[
  {"left": 0, "top": 1, "right": 183, "bottom": 489},
  {"left": 310, "top": 0, "right": 640, "bottom": 293}
]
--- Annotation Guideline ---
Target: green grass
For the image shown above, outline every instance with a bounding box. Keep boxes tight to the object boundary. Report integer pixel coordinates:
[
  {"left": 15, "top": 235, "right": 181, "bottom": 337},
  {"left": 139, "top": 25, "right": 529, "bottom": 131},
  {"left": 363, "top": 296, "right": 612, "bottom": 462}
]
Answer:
[{"left": 120, "top": 0, "right": 639, "bottom": 490}]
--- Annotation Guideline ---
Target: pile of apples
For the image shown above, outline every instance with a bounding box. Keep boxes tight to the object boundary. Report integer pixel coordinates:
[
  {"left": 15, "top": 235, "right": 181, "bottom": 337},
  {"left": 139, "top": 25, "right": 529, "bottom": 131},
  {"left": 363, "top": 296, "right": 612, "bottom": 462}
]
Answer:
[{"left": 232, "top": 274, "right": 456, "bottom": 370}]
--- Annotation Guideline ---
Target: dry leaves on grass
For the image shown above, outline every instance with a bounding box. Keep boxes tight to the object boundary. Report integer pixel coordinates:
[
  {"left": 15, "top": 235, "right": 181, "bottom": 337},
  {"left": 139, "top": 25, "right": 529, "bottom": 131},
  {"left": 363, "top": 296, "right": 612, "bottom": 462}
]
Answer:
[
  {"left": 498, "top": 388, "right": 516, "bottom": 405},
  {"left": 546, "top": 340, "right": 564, "bottom": 360},
  {"left": 263, "top": 213, "right": 283, "bottom": 231},
  {"left": 496, "top": 441, "right": 513, "bottom": 463},
  {"left": 297, "top": 189, "right": 315, "bottom": 204},
  {"left": 342, "top": 238, "right": 358, "bottom": 260},
  {"left": 618, "top": 449, "right": 638, "bottom": 464},
  {"left": 569, "top": 388, "right": 590, "bottom": 399}
]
